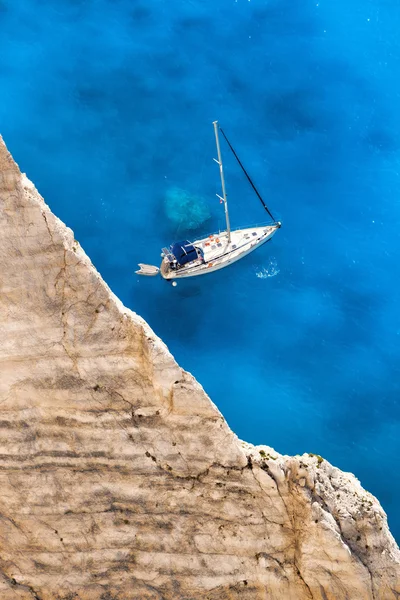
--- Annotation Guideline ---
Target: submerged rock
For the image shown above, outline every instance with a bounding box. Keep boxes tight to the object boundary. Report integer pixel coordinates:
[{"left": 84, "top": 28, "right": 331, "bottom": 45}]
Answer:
[
  {"left": 164, "top": 185, "right": 211, "bottom": 231},
  {"left": 0, "top": 135, "right": 399, "bottom": 599}
]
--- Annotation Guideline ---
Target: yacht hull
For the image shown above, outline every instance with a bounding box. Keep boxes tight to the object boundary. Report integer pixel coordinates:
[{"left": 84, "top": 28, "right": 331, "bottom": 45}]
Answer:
[{"left": 160, "top": 224, "right": 279, "bottom": 280}]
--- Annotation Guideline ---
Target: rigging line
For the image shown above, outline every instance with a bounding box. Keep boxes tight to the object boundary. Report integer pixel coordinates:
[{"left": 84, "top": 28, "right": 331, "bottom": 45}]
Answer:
[{"left": 218, "top": 126, "right": 276, "bottom": 222}]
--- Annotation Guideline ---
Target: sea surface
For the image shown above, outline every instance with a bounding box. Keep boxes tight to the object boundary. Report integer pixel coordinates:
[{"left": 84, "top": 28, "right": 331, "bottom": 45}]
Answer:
[{"left": 1, "top": 0, "right": 400, "bottom": 540}]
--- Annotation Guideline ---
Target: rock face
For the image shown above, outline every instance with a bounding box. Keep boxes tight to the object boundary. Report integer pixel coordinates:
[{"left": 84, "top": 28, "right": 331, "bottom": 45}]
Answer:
[{"left": 0, "top": 135, "right": 399, "bottom": 600}]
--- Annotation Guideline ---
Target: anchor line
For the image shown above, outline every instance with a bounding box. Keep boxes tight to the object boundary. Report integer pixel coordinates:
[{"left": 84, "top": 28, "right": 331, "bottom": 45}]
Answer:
[{"left": 218, "top": 126, "right": 276, "bottom": 223}]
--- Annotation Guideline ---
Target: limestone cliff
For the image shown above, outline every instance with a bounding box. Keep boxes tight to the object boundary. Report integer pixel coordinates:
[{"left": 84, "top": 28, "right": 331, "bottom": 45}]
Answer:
[{"left": 0, "top": 135, "right": 399, "bottom": 600}]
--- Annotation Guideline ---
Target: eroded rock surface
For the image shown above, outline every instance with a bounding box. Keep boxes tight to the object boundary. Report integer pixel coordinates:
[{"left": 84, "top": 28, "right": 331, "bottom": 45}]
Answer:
[{"left": 0, "top": 136, "right": 399, "bottom": 599}]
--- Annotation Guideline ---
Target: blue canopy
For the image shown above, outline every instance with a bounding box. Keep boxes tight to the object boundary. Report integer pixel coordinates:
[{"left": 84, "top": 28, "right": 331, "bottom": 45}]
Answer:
[{"left": 171, "top": 241, "right": 198, "bottom": 266}]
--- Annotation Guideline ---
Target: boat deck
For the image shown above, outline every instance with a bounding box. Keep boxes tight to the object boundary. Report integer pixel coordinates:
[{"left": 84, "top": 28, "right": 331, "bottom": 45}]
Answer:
[{"left": 198, "top": 228, "right": 264, "bottom": 262}]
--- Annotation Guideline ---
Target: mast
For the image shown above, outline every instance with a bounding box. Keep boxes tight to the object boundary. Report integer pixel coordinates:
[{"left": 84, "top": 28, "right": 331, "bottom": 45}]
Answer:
[{"left": 213, "top": 121, "right": 231, "bottom": 242}]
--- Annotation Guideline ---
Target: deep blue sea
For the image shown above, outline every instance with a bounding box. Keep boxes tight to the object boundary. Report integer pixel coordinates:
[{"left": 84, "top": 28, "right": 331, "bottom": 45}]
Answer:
[{"left": 1, "top": 0, "right": 400, "bottom": 540}]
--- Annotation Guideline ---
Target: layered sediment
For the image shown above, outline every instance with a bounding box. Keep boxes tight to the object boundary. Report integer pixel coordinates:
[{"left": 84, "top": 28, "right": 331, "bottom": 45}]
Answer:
[{"left": 0, "top": 136, "right": 399, "bottom": 599}]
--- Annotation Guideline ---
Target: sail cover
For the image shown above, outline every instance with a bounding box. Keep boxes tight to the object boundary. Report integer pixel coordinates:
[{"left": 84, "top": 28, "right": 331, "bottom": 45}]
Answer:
[{"left": 171, "top": 241, "right": 198, "bottom": 266}]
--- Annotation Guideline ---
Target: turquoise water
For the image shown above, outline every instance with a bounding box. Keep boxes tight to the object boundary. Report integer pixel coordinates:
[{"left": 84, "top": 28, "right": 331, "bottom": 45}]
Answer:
[{"left": 1, "top": 0, "right": 400, "bottom": 540}]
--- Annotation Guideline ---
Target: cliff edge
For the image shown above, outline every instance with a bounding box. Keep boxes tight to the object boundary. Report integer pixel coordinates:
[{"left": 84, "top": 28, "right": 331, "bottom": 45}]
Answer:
[{"left": 0, "top": 136, "right": 399, "bottom": 599}]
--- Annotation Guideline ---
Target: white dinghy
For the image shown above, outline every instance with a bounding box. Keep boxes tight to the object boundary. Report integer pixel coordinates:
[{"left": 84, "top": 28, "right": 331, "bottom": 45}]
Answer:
[{"left": 136, "top": 121, "right": 281, "bottom": 280}]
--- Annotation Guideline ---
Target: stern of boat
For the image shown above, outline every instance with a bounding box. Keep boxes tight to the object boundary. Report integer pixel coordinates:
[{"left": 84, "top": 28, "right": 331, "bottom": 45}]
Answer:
[{"left": 160, "top": 258, "right": 174, "bottom": 280}]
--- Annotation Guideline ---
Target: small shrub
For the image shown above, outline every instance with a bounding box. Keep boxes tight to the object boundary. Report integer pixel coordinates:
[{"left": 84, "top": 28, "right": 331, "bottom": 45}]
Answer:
[{"left": 308, "top": 453, "right": 324, "bottom": 467}]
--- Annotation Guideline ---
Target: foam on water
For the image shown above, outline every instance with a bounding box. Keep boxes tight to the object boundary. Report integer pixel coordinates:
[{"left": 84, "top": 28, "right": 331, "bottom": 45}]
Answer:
[
  {"left": 1, "top": 0, "right": 399, "bottom": 540},
  {"left": 255, "top": 258, "right": 280, "bottom": 279}
]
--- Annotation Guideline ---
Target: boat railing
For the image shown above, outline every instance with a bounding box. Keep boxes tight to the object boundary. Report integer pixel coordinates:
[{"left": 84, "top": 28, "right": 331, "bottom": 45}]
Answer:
[
  {"left": 161, "top": 247, "right": 175, "bottom": 262},
  {"left": 163, "top": 222, "right": 279, "bottom": 252},
  {"left": 214, "top": 220, "right": 277, "bottom": 235}
]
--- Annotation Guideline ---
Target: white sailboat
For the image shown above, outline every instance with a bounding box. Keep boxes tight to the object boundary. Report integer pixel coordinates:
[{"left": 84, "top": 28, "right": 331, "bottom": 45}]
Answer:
[{"left": 136, "top": 121, "right": 281, "bottom": 280}]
